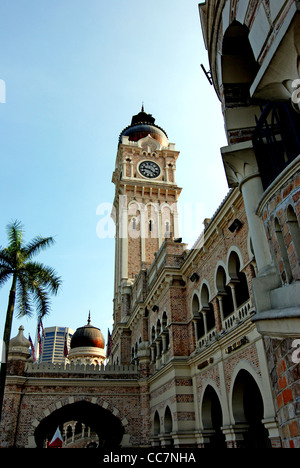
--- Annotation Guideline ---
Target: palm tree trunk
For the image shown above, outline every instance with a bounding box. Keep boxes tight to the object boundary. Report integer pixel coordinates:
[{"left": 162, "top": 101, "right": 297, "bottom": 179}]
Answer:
[{"left": 0, "top": 274, "right": 17, "bottom": 424}]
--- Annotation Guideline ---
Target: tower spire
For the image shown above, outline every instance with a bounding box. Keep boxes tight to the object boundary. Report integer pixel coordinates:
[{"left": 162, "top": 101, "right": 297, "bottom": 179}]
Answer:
[{"left": 87, "top": 311, "right": 91, "bottom": 325}]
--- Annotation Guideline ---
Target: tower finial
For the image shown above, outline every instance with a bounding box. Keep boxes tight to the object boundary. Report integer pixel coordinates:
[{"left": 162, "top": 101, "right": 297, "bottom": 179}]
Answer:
[
  {"left": 141, "top": 102, "right": 144, "bottom": 112},
  {"left": 87, "top": 311, "right": 91, "bottom": 325}
]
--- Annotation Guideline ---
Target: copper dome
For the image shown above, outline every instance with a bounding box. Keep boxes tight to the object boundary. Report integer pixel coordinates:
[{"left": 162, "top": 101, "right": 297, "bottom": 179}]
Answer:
[
  {"left": 119, "top": 107, "right": 168, "bottom": 147},
  {"left": 70, "top": 315, "right": 105, "bottom": 350}
]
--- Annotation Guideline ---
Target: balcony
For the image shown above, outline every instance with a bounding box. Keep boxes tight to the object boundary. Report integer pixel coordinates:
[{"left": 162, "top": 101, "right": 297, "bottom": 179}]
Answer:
[
  {"left": 223, "top": 298, "right": 254, "bottom": 332},
  {"left": 252, "top": 101, "right": 300, "bottom": 190}
]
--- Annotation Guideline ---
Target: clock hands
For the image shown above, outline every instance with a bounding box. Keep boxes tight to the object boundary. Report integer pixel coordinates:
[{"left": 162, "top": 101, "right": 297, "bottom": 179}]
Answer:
[{"left": 139, "top": 161, "right": 160, "bottom": 178}]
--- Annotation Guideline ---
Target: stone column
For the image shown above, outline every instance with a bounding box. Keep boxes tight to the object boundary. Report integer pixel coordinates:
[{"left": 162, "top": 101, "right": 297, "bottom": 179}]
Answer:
[
  {"left": 228, "top": 282, "right": 238, "bottom": 312},
  {"left": 221, "top": 142, "right": 273, "bottom": 275},
  {"left": 201, "top": 310, "right": 208, "bottom": 336},
  {"left": 150, "top": 344, "right": 156, "bottom": 364},
  {"left": 213, "top": 297, "right": 223, "bottom": 333},
  {"left": 192, "top": 319, "right": 199, "bottom": 344},
  {"left": 222, "top": 424, "right": 249, "bottom": 448}
]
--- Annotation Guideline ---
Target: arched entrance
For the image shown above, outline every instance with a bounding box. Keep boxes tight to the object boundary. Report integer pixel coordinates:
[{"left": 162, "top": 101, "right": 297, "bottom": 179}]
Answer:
[
  {"left": 232, "top": 370, "right": 271, "bottom": 448},
  {"left": 34, "top": 401, "right": 125, "bottom": 448},
  {"left": 201, "top": 386, "right": 226, "bottom": 448}
]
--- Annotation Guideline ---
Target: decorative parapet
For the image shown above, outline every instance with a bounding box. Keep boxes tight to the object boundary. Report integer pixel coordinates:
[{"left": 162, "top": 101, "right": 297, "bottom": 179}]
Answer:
[
  {"left": 147, "top": 239, "right": 187, "bottom": 288},
  {"left": 25, "top": 362, "right": 139, "bottom": 377}
]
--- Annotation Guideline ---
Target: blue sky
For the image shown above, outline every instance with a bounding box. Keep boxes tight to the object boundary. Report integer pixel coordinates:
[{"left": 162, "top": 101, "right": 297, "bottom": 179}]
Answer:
[{"left": 0, "top": 1, "right": 228, "bottom": 346}]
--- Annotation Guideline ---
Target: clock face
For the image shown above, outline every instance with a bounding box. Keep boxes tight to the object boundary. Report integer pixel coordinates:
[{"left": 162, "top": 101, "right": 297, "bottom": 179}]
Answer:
[{"left": 139, "top": 161, "right": 161, "bottom": 179}]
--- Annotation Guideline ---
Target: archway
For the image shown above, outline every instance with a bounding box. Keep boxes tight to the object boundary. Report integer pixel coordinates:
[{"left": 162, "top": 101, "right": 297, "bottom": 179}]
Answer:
[
  {"left": 216, "top": 266, "right": 234, "bottom": 318},
  {"left": 201, "top": 385, "right": 226, "bottom": 448},
  {"left": 164, "top": 406, "right": 173, "bottom": 434},
  {"left": 153, "top": 411, "right": 160, "bottom": 437},
  {"left": 228, "top": 251, "right": 250, "bottom": 307},
  {"left": 192, "top": 293, "right": 205, "bottom": 341},
  {"left": 232, "top": 370, "right": 271, "bottom": 448},
  {"left": 34, "top": 401, "right": 125, "bottom": 449},
  {"left": 200, "top": 283, "right": 216, "bottom": 332},
  {"left": 222, "top": 21, "right": 258, "bottom": 107}
]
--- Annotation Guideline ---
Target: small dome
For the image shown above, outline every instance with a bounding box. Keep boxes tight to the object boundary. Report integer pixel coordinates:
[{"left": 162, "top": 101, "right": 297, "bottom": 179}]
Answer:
[
  {"left": 9, "top": 326, "right": 30, "bottom": 350},
  {"left": 70, "top": 314, "right": 105, "bottom": 350},
  {"left": 119, "top": 106, "right": 168, "bottom": 147},
  {"left": 8, "top": 325, "right": 31, "bottom": 361}
]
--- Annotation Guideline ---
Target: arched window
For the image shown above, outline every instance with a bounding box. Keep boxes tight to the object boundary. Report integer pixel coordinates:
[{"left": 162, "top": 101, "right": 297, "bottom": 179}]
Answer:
[
  {"left": 161, "top": 205, "right": 172, "bottom": 238},
  {"left": 216, "top": 266, "right": 234, "bottom": 318},
  {"left": 162, "top": 312, "right": 169, "bottom": 350},
  {"left": 156, "top": 319, "right": 162, "bottom": 357},
  {"left": 162, "top": 312, "right": 167, "bottom": 329},
  {"left": 192, "top": 293, "right": 205, "bottom": 340},
  {"left": 222, "top": 21, "right": 258, "bottom": 108},
  {"left": 200, "top": 284, "right": 216, "bottom": 332},
  {"left": 228, "top": 251, "right": 250, "bottom": 307},
  {"left": 156, "top": 319, "right": 161, "bottom": 337},
  {"left": 287, "top": 205, "right": 300, "bottom": 262},
  {"left": 275, "top": 218, "right": 293, "bottom": 284},
  {"left": 153, "top": 411, "right": 160, "bottom": 437},
  {"left": 164, "top": 406, "right": 173, "bottom": 434}
]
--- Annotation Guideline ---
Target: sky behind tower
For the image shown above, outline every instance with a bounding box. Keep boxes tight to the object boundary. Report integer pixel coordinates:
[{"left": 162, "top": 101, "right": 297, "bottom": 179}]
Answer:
[{"left": 0, "top": 1, "right": 228, "bottom": 345}]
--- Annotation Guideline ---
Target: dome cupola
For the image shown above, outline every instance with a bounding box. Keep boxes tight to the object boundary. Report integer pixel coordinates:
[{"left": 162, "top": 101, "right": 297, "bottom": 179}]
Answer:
[
  {"left": 68, "top": 312, "right": 106, "bottom": 366},
  {"left": 119, "top": 106, "right": 169, "bottom": 147},
  {"left": 70, "top": 313, "right": 105, "bottom": 350}
]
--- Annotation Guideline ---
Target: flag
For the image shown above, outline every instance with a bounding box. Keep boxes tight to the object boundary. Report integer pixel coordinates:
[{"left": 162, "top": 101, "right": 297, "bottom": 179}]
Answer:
[
  {"left": 28, "top": 334, "right": 36, "bottom": 362},
  {"left": 40, "top": 318, "right": 45, "bottom": 339},
  {"left": 37, "top": 319, "right": 45, "bottom": 357},
  {"left": 37, "top": 326, "right": 42, "bottom": 355},
  {"left": 48, "top": 427, "right": 63, "bottom": 448},
  {"left": 107, "top": 329, "right": 113, "bottom": 358},
  {"left": 64, "top": 333, "right": 68, "bottom": 358}
]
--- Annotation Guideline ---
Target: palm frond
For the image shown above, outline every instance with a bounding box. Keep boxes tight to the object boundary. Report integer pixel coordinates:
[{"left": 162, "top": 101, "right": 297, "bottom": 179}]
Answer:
[
  {"left": 0, "top": 267, "right": 12, "bottom": 288},
  {"left": 16, "top": 274, "right": 32, "bottom": 318},
  {"left": 6, "top": 220, "right": 23, "bottom": 251},
  {"left": 25, "top": 261, "right": 62, "bottom": 295},
  {"left": 25, "top": 236, "right": 56, "bottom": 259},
  {"left": 0, "top": 248, "right": 14, "bottom": 269},
  {"left": 2, "top": 220, "right": 61, "bottom": 324},
  {"left": 32, "top": 284, "right": 51, "bottom": 319}
]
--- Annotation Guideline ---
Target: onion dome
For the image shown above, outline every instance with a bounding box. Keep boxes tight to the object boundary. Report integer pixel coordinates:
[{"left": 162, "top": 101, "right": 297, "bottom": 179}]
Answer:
[
  {"left": 68, "top": 312, "right": 106, "bottom": 366},
  {"left": 8, "top": 325, "right": 31, "bottom": 361},
  {"left": 70, "top": 313, "right": 105, "bottom": 350},
  {"left": 119, "top": 105, "right": 169, "bottom": 147}
]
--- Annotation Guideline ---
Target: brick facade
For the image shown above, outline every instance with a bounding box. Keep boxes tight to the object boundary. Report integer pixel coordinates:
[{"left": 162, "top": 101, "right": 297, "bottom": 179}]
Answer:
[{"left": 1, "top": 0, "right": 299, "bottom": 449}]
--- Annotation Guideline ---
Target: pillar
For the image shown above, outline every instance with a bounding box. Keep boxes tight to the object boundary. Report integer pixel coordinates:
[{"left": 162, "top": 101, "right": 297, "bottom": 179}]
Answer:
[{"left": 221, "top": 142, "right": 273, "bottom": 275}]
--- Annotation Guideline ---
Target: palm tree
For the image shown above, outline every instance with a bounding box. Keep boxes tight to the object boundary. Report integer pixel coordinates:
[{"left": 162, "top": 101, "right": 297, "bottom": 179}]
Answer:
[{"left": 0, "top": 220, "right": 61, "bottom": 422}]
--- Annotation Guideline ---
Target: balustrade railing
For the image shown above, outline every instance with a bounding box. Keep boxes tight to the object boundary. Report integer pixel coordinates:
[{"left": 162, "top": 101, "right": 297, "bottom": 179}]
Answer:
[
  {"left": 223, "top": 298, "right": 253, "bottom": 331},
  {"left": 25, "top": 361, "right": 139, "bottom": 376}
]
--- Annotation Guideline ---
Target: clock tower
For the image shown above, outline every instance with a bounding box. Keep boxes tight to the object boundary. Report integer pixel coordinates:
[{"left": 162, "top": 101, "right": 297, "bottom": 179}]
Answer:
[{"left": 112, "top": 107, "right": 182, "bottom": 325}]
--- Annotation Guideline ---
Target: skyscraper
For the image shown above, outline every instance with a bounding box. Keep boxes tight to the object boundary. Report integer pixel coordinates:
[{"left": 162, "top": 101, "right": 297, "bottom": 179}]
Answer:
[{"left": 37, "top": 326, "right": 74, "bottom": 363}]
